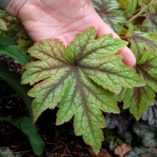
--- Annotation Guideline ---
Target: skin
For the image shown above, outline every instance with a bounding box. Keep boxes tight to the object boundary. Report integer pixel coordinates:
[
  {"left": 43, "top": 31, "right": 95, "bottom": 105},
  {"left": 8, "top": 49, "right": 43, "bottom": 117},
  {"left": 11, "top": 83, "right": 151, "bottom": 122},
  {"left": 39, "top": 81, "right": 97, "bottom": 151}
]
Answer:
[{"left": 6, "top": 0, "right": 136, "bottom": 66}]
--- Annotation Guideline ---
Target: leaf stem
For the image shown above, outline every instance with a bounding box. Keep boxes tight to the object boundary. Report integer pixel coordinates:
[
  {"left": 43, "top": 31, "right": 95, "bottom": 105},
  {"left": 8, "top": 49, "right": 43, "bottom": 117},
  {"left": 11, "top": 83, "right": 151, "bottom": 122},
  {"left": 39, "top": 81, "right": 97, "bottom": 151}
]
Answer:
[{"left": 128, "top": 0, "right": 155, "bottom": 22}]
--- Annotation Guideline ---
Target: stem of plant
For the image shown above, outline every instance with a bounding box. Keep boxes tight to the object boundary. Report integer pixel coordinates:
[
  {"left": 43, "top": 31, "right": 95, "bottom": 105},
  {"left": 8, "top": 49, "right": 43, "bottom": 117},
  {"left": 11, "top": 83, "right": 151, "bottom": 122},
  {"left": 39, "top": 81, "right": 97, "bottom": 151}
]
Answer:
[{"left": 128, "top": 0, "right": 155, "bottom": 22}]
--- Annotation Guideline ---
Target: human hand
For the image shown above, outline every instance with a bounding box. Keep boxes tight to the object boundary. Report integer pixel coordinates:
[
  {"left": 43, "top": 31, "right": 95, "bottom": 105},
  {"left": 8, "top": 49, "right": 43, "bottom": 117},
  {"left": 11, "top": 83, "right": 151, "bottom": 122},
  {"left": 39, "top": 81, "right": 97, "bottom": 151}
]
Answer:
[{"left": 6, "top": 0, "right": 136, "bottom": 66}]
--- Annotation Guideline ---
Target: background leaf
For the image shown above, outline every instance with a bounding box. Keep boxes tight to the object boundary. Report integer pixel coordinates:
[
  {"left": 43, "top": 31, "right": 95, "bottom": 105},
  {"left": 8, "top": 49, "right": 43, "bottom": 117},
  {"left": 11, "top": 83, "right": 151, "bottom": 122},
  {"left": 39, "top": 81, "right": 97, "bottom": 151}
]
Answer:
[
  {"left": 12, "top": 117, "right": 44, "bottom": 156},
  {"left": 118, "top": 0, "right": 138, "bottom": 16},
  {"left": 141, "top": 0, "right": 157, "bottom": 32},
  {"left": 0, "top": 117, "right": 44, "bottom": 156},
  {"left": 0, "top": 36, "right": 15, "bottom": 46},
  {"left": 0, "top": 45, "right": 30, "bottom": 65},
  {"left": 92, "top": 0, "right": 126, "bottom": 33},
  {"left": 130, "top": 32, "right": 157, "bottom": 61},
  {"left": 133, "top": 123, "right": 157, "bottom": 147},
  {"left": 0, "top": 19, "right": 7, "bottom": 31}
]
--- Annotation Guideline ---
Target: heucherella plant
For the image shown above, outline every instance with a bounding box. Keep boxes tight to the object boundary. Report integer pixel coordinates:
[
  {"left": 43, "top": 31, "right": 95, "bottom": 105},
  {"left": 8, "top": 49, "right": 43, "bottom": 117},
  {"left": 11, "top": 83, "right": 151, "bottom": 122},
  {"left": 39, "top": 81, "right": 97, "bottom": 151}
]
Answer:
[{"left": 21, "top": 27, "right": 145, "bottom": 152}]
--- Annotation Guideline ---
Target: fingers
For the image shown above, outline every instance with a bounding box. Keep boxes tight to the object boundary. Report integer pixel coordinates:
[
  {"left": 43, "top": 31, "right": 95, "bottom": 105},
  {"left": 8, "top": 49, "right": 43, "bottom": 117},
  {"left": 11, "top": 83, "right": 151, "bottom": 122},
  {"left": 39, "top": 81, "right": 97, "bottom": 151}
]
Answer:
[
  {"left": 119, "top": 47, "right": 136, "bottom": 67},
  {"left": 96, "top": 15, "right": 136, "bottom": 67}
]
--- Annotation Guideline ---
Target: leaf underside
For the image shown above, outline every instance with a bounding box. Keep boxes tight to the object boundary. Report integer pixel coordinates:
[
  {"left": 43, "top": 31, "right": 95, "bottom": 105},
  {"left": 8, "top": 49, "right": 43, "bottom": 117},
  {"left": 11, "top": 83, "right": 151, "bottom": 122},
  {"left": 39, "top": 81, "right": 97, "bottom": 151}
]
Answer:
[{"left": 22, "top": 27, "right": 144, "bottom": 152}]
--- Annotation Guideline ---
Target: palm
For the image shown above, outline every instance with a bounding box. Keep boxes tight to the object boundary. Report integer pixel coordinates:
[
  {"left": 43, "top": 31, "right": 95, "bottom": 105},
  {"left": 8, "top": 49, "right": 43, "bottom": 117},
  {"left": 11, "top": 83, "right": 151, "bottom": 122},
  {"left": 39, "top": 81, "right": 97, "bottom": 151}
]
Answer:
[
  {"left": 18, "top": 0, "right": 99, "bottom": 45},
  {"left": 10, "top": 0, "right": 135, "bottom": 66}
]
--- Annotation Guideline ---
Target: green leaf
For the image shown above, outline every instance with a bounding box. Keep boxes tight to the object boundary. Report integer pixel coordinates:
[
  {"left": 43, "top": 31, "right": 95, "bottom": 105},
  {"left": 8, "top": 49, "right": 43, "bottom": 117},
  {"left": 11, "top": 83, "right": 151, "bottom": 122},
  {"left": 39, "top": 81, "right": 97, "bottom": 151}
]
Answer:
[
  {"left": 133, "top": 123, "right": 157, "bottom": 147},
  {"left": 142, "top": 14, "right": 157, "bottom": 32},
  {"left": 0, "top": 117, "right": 44, "bottom": 156},
  {"left": 92, "top": 0, "right": 126, "bottom": 33},
  {"left": 0, "top": 10, "right": 8, "bottom": 17},
  {"left": 0, "top": 45, "right": 30, "bottom": 65},
  {"left": 130, "top": 31, "right": 157, "bottom": 60},
  {"left": 118, "top": 50, "right": 157, "bottom": 120},
  {"left": 142, "top": 1, "right": 157, "bottom": 32},
  {"left": 118, "top": 0, "right": 138, "bottom": 16},
  {"left": 137, "top": 51, "right": 157, "bottom": 92},
  {"left": 12, "top": 117, "right": 44, "bottom": 156},
  {"left": 22, "top": 27, "right": 144, "bottom": 152},
  {"left": 0, "top": 19, "right": 7, "bottom": 31},
  {"left": 0, "top": 37, "right": 15, "bottom": 46},
  {"left": 131, "top": 32, "right": 157, "bottom": 50},
  {"left": 118, "top": 86, "right": 155, "bottom": 120}
]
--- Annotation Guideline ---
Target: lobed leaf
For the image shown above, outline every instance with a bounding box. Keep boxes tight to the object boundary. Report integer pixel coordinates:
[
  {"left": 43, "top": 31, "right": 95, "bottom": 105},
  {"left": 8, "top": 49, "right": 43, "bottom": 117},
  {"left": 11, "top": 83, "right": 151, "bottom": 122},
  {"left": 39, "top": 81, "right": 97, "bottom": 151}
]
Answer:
[
  {"left": 119, "top": 50, "right": 157, "bottom": 120},
  {"left": 22, "top": 27, "right": 144, "bottom": 152},
  {"left": 118, "top": 86, "right": 155, "bottom": 120},
  {"left": 137, "top": 51, "right": 157, "bottom": 92},
  {"left": 130, "top": 31, "right": 157, "bottom": 61}
]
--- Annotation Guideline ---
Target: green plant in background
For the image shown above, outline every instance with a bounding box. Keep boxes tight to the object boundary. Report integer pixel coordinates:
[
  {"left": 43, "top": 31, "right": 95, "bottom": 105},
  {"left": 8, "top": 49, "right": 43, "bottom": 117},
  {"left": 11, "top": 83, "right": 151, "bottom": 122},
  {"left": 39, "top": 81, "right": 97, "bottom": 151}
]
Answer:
[
  {"left": 0, "top": 10, "right": 13, "bottom": 33},
  {"left": 0, "top": 0, "right": 157, "bottom": 155},
  {"left": 0, "top": 10, "right": 33, "bottom": 50}
]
